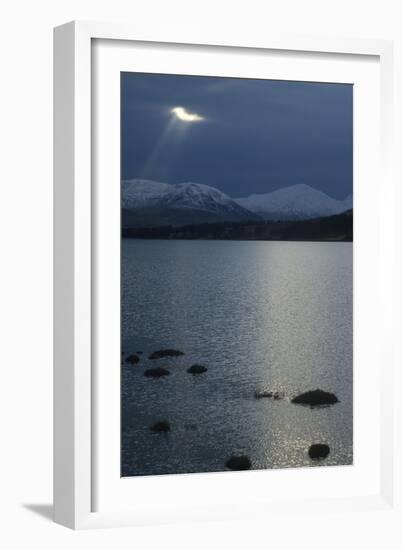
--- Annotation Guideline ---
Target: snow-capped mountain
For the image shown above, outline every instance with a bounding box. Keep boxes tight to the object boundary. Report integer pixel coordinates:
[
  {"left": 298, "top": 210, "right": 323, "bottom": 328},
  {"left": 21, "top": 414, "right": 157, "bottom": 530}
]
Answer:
[
  {"left": 236, "top": 184, "right": 351, "bottom": 221},
  {"left": 342, "top": 193, "right": 353, "bottom": 211},
  {"left": 122, "top": 179, "right": 260, "bottom": 227},
  {"left": 122, "top": 179, "right": 353, "bottom": 227},
  {"left": 122, "top": 179, "right": 171, "bottom": 209}
]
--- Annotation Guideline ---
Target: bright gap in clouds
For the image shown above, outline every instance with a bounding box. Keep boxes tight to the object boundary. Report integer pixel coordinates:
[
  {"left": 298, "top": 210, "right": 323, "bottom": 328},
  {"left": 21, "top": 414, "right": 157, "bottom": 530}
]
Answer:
[{"left": 171, "top": 106, "right": 204, "bottom": 122}]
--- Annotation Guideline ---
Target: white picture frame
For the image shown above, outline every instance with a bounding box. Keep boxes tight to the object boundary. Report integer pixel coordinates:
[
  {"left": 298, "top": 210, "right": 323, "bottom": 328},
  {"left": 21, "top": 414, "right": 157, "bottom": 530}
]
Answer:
[{"left": 54, "top": 20, "right": 398, "bottom": 530}]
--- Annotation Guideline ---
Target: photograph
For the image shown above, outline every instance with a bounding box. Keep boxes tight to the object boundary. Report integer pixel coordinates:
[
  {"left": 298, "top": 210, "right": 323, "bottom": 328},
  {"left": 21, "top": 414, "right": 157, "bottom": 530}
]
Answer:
[{"left": 120, "top": 72, "right": 353, "bottom": 477}]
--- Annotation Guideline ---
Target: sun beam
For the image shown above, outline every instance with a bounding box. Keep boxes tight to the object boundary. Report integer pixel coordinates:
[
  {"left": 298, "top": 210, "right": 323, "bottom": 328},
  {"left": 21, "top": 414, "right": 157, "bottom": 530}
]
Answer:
[
  {"left": 171, "top": 106, "right": 204, "bottom": 122},
  {"left": 140, "top": 106, "right": 203, "bottom": 178}
]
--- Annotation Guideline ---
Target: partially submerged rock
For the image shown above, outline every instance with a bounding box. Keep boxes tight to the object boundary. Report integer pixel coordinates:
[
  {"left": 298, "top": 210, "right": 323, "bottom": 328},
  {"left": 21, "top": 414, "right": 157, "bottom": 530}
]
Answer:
[
  {"left": 187, "top": 364, "right": 208, "bottom": 375},
  {"left": 126, "top": 354, "right": 140, "bottom": 364},
  {"left": 254, "top": 391, "right": 273, "bottom": 399},
  {"left": 144, "top": 367, "right": 170, "bottom": 378},
  {"left": 308, "top": 444, "right": 330, "bottom": 461},
  {"left": 150, "top": 421, "right": 170, "bottom": 433},
  {"left": 149, "top": 349, "right": 184, "bottom": 360},
  {"left": 291, "top": 389, "right": 339, "bottom": 407},
  {"left": 184, "top": 423, "right": 198, "bottom": 431},
  {"left": 225, "top": 455, "right": 252, "bottom": 471},
  {"left": 254, "top": 390, "right": 283, "bottom": 399}
]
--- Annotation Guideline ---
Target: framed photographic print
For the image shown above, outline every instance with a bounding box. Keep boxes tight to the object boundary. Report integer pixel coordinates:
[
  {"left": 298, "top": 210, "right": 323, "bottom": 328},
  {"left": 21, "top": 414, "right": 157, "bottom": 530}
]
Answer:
[{"left": 54, "top": 21, "right": 398, "bottom": 530}]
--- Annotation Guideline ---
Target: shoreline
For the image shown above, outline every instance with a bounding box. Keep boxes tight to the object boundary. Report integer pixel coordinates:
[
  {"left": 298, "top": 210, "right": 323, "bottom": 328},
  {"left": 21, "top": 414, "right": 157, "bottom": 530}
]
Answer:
[{"left": 122, "top": 237, "right": 353, "bottom": 243}]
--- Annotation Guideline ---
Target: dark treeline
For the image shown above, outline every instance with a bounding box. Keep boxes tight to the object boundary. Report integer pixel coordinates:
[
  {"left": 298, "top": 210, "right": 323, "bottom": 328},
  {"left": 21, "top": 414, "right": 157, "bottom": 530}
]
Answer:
[{"left": 122, "top": 209, "right": 353, "bottom": 242}]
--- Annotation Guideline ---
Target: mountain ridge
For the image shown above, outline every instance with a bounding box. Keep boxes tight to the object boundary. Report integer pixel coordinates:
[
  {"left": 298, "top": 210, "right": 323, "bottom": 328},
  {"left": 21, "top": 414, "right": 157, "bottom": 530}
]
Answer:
[
  {"left": 235, "top": 183, "right": 349, "bottom": 220},
  {"left": 122, "top": 179, "right": 261, "bottom": 227},
  {"left": 122, "top": 179, "right": 352, "bottom": 227}
]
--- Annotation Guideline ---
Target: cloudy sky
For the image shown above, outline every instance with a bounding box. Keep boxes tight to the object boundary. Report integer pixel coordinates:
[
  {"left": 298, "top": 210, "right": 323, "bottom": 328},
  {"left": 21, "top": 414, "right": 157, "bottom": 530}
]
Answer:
[{"left": 121, "top": 73, "right": 352, "bottom": 200}]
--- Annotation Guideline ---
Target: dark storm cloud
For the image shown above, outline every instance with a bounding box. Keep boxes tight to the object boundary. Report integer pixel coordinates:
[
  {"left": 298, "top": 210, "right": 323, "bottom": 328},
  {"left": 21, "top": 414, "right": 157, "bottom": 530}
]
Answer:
[{"left": 121, "top": 73, "right": 352, "bottom": 199}]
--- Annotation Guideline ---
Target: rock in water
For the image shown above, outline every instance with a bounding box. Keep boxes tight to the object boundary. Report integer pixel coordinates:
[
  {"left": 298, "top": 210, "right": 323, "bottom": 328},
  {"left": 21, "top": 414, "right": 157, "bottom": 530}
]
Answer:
[
  {"left": 254, "top": 390, "right": 284, "bottom": 399},
  {"left": 308, "top": 444, "right": 330, "bottom": 460},
  {"left": 149, "top": 349, "right": 184, "bottom": 359},
  {"left": 291, "top": 389, "right": 339, "bottom": 406},
  {"left": 144, "top": 367, "right": 170, "bottom": 378},
  {"left": 225, "top": 455, "right": 252, "bottom": 471},
  {"left": 184, "top": 424, "right": 198, "bottom": 431},
  {"left": 126, "top": 354, "right": 140, "bottom": 364},
  {"left": 150, "top": 421, "right": 170, "bottom": 433},
  {"left": 187, "top": 364, "right": 208, "bottom": 374},
  {"left": 254, "top": 391, "right": 273, "bottom": 399}
]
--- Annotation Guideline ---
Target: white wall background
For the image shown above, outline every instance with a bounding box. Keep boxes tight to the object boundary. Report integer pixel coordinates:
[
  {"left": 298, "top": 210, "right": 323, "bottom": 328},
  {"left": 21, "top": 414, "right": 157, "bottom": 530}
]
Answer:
[{"left": 0, "top": 0, "right": 402, "bottom": 547}]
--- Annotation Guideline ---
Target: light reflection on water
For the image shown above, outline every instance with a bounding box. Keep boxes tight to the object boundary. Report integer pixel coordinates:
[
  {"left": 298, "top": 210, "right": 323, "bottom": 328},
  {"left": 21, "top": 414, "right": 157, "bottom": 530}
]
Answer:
[{"left": 121, "top": 239, "right": 353, "bottom": 476}]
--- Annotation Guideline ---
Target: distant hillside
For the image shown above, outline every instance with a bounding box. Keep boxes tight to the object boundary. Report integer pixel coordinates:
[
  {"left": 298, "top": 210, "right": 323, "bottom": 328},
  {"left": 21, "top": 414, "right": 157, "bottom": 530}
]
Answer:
[
  {"left": 122, "top": 179, "right": 352, "bottom": 227},
  {"left": 122, "top": 179, "right": 261, "bottom": 227},
  {"left": 122, "top": 209, "right": 353, "bottom": 242},
  {"left": 235, "top": 183, "right": 350, "bottom": 220}
]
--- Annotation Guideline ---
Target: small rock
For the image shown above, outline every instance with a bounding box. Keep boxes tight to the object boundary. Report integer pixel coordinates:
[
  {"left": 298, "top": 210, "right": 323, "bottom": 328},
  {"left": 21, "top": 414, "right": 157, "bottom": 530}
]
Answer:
[
  {"left": 144, "top": 367, "right": 170, "bottom": 378},
  {"left": 291, "top": 389, "right": 339, "bottom": 407},
  {"left": 254, "top": 391, "right": 273, "bottom": 399},
  {"left": 136, "top": 351, "right": 143, "bottom": 355},
  {"left": 254, "top": 390, "right": 283, "bottom": 399},
  {"left": 150, "top": 421, "right": 170, "bottom": 433},
  {"left": 184, "top": 424, "right": 198, "bottom": 431},
  {"left": 126, "top": 354, "right": 140, "bottom": 364},
  {"left": 187, "top": 364, "right": 208, "bottom": 374},
  {"left": 308, "top": 444, "right": 330, "bottom": 461},
  {"left": 225, "top": 455, "right": 252, "bottom": 471},
  {"left": 149, "top": 349, "right": 185, "bottom": 360}
]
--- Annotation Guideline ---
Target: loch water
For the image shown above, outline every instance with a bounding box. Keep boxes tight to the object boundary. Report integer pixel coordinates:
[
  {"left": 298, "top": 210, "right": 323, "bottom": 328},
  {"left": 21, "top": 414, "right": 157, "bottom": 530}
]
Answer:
[{"left": 121, "top": 239, "right": 353, "bottom": 476}]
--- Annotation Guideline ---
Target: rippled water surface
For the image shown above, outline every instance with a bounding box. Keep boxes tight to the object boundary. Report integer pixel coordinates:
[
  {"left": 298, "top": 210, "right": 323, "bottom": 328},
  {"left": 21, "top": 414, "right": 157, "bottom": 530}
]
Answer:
[{"left": 121, "top": 239, "right": 353, "bottom": 476}]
